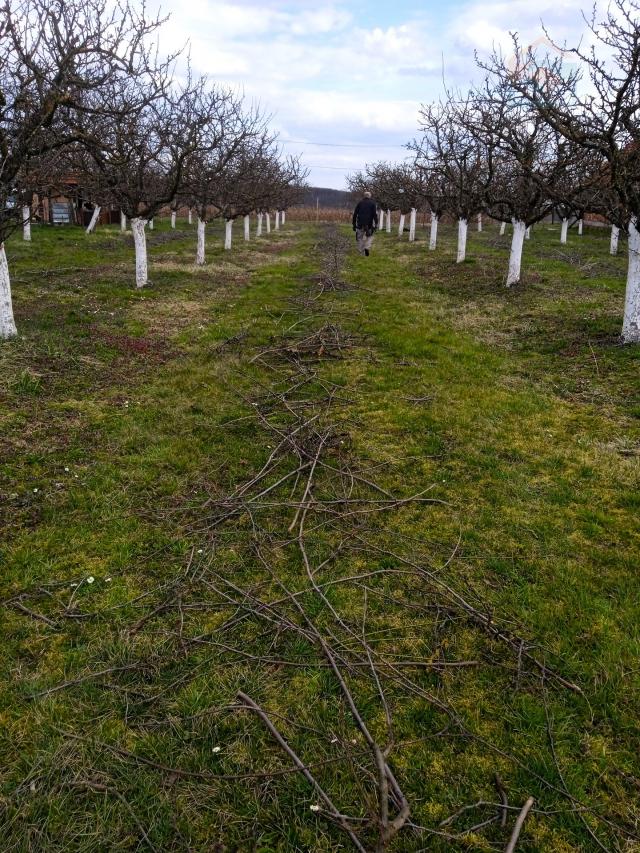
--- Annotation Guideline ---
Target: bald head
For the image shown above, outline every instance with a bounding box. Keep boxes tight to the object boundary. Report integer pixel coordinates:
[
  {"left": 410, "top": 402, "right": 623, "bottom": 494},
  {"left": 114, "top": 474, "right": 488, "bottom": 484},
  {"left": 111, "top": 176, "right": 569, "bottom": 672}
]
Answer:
[{"left": 363, "top": 191, "right": 371, "bottom": 198}]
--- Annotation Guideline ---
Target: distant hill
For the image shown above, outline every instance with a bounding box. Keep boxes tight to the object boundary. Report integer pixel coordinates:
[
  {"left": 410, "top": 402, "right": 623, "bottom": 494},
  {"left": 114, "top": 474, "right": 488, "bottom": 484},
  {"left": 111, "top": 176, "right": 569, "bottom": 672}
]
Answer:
[{"left": 300, "top": 186, "right": 355, "bottom": 209}]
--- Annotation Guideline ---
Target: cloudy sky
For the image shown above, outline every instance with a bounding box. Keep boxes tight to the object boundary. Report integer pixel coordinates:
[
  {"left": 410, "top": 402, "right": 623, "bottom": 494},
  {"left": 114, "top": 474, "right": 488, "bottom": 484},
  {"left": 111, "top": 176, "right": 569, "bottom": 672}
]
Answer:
[{"left": 151, "top": 0, "right": 600, "bottom": 189}]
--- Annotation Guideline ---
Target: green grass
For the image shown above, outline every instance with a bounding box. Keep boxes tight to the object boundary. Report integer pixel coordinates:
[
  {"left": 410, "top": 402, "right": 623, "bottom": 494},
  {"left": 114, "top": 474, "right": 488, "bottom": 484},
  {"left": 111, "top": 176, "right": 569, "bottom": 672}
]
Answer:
[{"left": 1, "top": 216, "right": 639, "bottom": 851}]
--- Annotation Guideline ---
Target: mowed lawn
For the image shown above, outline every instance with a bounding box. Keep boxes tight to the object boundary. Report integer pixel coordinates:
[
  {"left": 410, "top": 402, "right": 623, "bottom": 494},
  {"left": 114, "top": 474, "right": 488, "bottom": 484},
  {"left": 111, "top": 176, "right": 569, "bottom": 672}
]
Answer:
[{"left": 1, "top": 216, "right": 639, "bottom": 851}]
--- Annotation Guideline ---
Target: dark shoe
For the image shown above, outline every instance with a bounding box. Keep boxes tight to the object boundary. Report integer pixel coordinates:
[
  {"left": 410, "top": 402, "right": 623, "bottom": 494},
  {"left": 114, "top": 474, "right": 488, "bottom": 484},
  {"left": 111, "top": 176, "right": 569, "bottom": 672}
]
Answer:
[{"left": 364, "top": 249, "right": 370, "bottom": 256}]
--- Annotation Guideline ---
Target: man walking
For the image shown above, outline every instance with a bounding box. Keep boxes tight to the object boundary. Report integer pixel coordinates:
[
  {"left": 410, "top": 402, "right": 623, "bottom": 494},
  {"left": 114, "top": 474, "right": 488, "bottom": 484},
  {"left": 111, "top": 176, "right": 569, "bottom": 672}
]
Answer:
[{"left": 352, "top": 191, "right": 378, "bottom": 256}]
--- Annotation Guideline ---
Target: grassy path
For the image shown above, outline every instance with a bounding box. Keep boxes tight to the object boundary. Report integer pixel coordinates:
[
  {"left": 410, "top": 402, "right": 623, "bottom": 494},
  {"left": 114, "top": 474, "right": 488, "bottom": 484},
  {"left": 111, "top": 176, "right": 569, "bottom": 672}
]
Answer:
[{"left": 1, "top": 219, "right": 639, "bottom": 851}]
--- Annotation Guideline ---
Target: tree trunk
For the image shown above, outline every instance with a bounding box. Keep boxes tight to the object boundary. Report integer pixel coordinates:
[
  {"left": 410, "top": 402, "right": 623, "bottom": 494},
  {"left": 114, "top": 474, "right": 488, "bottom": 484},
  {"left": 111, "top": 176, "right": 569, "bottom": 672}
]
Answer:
[
  {"left": 266, "top": 213, "right": 271, "bottom": 234},
  {"left": 86, "top": 205, "right": 101, "bottom": 234},
  {"left": 386, "top": 210, "right": 391, "bottom": 233},
  {"left": 398, "top": 213, "right": 405, "bottom": 237},
  {"left": 149, "top": 218, "right": 154, "bottom": 230},
  {"left": 525, "top": 227, "right": 531, "bottom": 240},
  {"left": 22, "top": 206, "right": 31, "bottom": 242},
  {"left": 120, "top": 211, "right": 126, "bottom": 232},
  {"left": 281, "top": 210, "right": 286, "bottom": 224},
  {"left": 578, "top": 218, "right": 583, "bottom": 235},
  {"left": 244, "top": 214, "right": 250, "bottom": 241},
  {"left": 188, "top": 208, "right": 192, "bottom": 225},
  {"left": 506, "top": 220, "right": 526, "bottom": 287},
  {"left": 409, "top": 208, "right": 416, "bottom": 242},
  {"left": 477, "top": 213, "right": 482, "bottom": 232},
  {"left": 275, "top": 210, "right": 280, "bottom": 230},
  {"left": 224, "top": 218, "right": 233, "bottom": 250},
  {"left": 0, "top": 242, "right": 18, "bottom": 339},
  {"left": 499, "top": 221, "right": 506, "bottom": 236},
  {"left": 429, "top": 213, "right": 438, "bottom": 250},
  {"left": 610, "top": 225, "right": 619, "bottom": 255},
  {"left": 379, "top": 209, "right": 385, "bottom": 230},
  {"left": 131, "top": 217, "right": 148, "bottom": 288},
  {"left": 560, "top": 218, "right": 568, "bottom": 244},
  {"left": 622, "top": 217, "right": 640, "bottom": 342},
  {"left": 171, "top": 211, "right": 176, "bottom": 229},
  {"left": 196, "top": 217, "right": 206, "bottom": 265},
  {"left": 456, "top": 218, "right": 468, "bottom": 263},
  {"left": 257, "top": 212, "right": 263, "bottom": 237}
]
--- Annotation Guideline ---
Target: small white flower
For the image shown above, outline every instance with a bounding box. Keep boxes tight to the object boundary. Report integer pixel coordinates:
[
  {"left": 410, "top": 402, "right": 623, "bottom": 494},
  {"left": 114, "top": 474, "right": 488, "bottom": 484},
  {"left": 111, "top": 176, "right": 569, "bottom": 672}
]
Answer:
[
  {"left": 212, "top": 746, "right": 222, "bottom": 753},
  {"left": 64, "top": 467, "right": 70, "bottom": 472},
  {"left": 330, "top": 737, "right": 338, "bottom": 744},
  {"left": 105, "top": 577, "right": 112, "bottom": 583},
  {"left": 197, "top": 549, "right": 203, "bottom": 554},
  {"left": 70, "top": 582, "right": 78, "bottom": 587},
  {"left": 86, "top": 576, "right": 95, "bottom": 584},
  {"left": 309, "top": 804, "right": 321, "bottom": 812},
  {"left": 33, "top": 488, "right": 38, "bottom": 493}
]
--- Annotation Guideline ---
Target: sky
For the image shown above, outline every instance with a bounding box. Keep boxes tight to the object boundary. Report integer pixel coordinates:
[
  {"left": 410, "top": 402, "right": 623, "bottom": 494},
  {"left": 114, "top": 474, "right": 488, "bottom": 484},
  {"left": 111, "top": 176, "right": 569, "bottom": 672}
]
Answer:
[{"left": 150, "top": 0, "right": 602, "bottom": 190}]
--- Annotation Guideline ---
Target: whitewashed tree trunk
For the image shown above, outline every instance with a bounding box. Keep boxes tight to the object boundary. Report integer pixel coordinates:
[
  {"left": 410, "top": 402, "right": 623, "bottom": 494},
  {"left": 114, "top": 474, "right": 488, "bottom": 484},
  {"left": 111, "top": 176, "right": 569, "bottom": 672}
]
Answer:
[
  {"left": 266, "top": 213, "right": 271, "bottom": 234},
  {"left": 22, "top": 206, "right": 31, "bottom": 242},
  {"left": 86, "top": 205, "right": 101, "bottom": 234},
  {"left": 622, "top": 217, "right": 640, "bottom": 342},
  {"left": 525, "top": 227, "right": 531, "bottom": 240},
  {"left": 379, "top": 209, "right": 385, "bottom": 230},
  {"left": 196, "top": 217, "right": 206, "bottom": 265},
  {"left": 477, "top": 213, "right": 483, "bottom": 232},
  {"left": 456, "top": 218, "right": 468, "bottom": 263},
  {"left": 0, "top": 242, "right": 18, "bottom": 339},
  {"left": 499, "top": 221, "right": 506, "bottom": 236},
  {"left": 244, "top": 214, "right": 250, "bottom": 241},
  {"left": 386, "top": 210, "right": 391, "bottom": 233},
  {"left": 610, "top": 225, "right": 620, "bottom": 255},
  {"left": 188, "top": 208, "right": 193, "bottom": 225},
  {"left": 171, "top": 211, "right": 176, "bottom": 229},
  {"left": 398, "top": 213, "right": 405, "bottom": 237},
  {"left": 578, "top": 218, "right": 583, "bottom": 235},
  {"left": 224, "top": 218, "right": 233, "bottom": 250},
  {"left": 131, "top": 217, "right": 148, "bottom": 288},
  {"left": 281, "top": 210, "right": 286, "bottom": 224},
  {"left": 148, "top": 218, "right": 154, "bottom": 230},
  {"left": 560, "top": 218, "right": 568, "bottom": 244},
  {"left": 506, "top": 220, "right": 527, "bottom": 287},
  {"left": 120, "top": 211, "right": 126, "bottom": 232},
  {"left": 429, "top": 213, "right": 439, "bottom": 250},
  {"left": 275, "top": 210, "right": 280, "bottom": 230},
  {"left": 257, "top": 212, "right": 263, "bottom": 237},
  {"left": 408, "top": 208, "right": 416, "bottom": 242}
]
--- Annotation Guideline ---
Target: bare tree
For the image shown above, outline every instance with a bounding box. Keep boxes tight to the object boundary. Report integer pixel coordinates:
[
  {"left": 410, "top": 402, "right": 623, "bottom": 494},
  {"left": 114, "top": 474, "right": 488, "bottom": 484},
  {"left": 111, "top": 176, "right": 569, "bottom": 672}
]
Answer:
[
  {"left": 182, "top": 100, "right": 266, "bottom": 264},
  {"left": 481, "top": 0, "right": 640, "bottom": 339},
  {"left": 271, "top": 155, "right": 308, "bottom": 231},
  {"left": 0, "top": 0, "right": 169, "bottom": 337},
  {"left": 464, "top": 79, "right": 597, "bottom": 285},
  {"left": 407, "top": 150, "right": 451, "bottom": 250},
  {"left": 73, "top": 73, "right": 223, "bottom": 287},
  {"left": 417, "top": 96, "right": 491, "bottom": 263}
]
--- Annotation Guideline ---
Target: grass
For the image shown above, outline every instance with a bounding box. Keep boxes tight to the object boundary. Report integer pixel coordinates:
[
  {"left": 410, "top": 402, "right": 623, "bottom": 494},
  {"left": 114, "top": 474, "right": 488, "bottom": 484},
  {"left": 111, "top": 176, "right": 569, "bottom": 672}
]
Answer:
[{"left": 1, "top": 215, "right": 639, "bottom": 852}]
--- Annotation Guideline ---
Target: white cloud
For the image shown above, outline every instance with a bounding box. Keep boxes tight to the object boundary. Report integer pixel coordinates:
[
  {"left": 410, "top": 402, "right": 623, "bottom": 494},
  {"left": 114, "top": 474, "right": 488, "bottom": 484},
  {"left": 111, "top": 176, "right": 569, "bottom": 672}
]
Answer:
[
  {"left": 284, "top": 90, "right": 418, "bottom": 133},
  {"left": 289, "top": 8, "right": 352, "bottom": 35}
]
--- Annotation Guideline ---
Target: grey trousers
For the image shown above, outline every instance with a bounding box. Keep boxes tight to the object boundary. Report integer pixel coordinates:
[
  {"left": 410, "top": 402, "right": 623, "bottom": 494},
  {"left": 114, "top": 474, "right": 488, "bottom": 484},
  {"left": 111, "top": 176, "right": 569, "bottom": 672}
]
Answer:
[{"left": 356, "top": 228, "right": 374, "bottom": 254}]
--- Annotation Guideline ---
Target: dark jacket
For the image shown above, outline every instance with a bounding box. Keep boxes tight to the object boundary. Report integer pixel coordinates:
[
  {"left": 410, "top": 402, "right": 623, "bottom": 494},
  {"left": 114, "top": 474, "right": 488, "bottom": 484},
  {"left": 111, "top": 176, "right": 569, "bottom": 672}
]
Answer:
[{"left": 352, "top": 198, "right": 378, "bottom": 231}]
